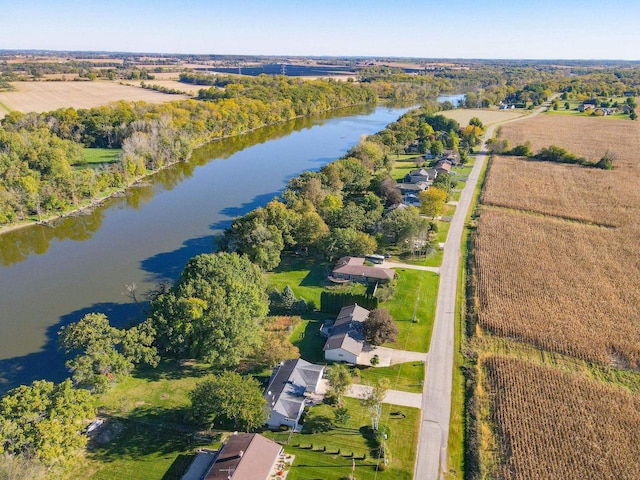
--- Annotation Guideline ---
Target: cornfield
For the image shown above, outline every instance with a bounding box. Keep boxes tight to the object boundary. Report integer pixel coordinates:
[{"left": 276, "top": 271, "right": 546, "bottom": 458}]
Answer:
[
  {"left": 475, "top": 115, "right": 640, "bottom": 367},
  {"left": 482, "top": 355, "right": 640, "bottom": 480},
  {"left": 475, "top": 208, "right": 640, "bottom": 367}
]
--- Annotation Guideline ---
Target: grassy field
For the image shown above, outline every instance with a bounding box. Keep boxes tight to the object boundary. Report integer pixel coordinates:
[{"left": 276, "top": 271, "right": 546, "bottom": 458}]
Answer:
[
  {"left": 355, "top": 361, "right": 425, "bottom": 393},
  {"left": 69, "top": 421, "right": 213, "bottom": 480},
  {"left": 383, "top": 269, "right": 439, "bottom": 353},
  {"left": 81, "top": 148, "right": 122, "bottom": 166},
  {"left": 0, "top": 80, "right": 190, "bottom": 115},
  {"left": 265, "top": 397, "right": 420, "bottom": 480},
  {"left": 267, "top": 256, "right": 368, "bottom": 309},
  {"left": 440, "top": 108, "right": 526, "bottom": 127}
]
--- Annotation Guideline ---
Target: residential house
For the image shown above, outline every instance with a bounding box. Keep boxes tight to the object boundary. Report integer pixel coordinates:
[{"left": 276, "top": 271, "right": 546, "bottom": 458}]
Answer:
[
  {"left": 442, "top": 150, "right": 461, "bottom": 166},
  {"left": 578, "top": 103, "right": 597, "bottom": 112},
  {"left": 264, "top": 358, "right": 325, "bottom": 429},
  {"left": 403, "top": 168, "right": 432, "bottom": 184},
  {"left": 181, "top": 433, "right": 282, "bottom": 480},
  {"left": 434, "top": 159, "right": 452, "bottom": 175},
  {"left": 330, "top": 256, "right": 395, "bottom": 284},
  {"left": 323, "top": 304, "right": 370, "bottom": 364}
]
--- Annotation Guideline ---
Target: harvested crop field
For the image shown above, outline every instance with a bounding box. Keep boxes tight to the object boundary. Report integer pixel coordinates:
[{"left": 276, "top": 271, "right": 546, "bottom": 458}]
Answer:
[
  {"left": 122, "top": 79, "right": 200, "bottom": 96},
  {"left": 498, "top": 114, "right": 640, "bottom": 166},
  {"left": 481, "top": 355, "right": 640, "bottom": 480},
  {"left": 0, "top": 81, "right": 190, "bottom": 115},
  {"left": 441, "top": 108, "right": 525, "bottom": 126}
]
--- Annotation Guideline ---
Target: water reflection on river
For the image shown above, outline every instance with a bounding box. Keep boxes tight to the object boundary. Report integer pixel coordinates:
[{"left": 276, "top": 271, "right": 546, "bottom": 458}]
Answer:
[{"left": 0, "top": 103, "right": 411, "bottom": 392}]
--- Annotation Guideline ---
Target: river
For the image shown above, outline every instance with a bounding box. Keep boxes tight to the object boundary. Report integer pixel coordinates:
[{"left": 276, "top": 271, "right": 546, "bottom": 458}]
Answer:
[{"left": 0, "top": 103, "right": 411, "bottom": 392}]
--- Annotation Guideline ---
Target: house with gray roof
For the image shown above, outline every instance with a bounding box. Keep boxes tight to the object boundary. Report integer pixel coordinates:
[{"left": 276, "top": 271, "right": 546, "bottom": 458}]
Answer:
[
  {"left": 323, "top": 304, "right": 370, "bottom": 364},
  {"left": 264, "top": 358, "right": 325, "bottom": 429}
]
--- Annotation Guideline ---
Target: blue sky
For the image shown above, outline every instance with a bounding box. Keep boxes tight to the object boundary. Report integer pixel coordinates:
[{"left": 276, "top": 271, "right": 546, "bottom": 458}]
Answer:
[{"left": 1, "top": 0, "right": 638, "bottom": 60}]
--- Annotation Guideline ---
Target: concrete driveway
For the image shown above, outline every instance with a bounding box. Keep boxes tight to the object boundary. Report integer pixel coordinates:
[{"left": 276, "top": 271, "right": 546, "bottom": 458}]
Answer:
[
  {"left": 376, "top": 260, "right": 440, "bottom": 274},
  {"left": 346, "top": 384, "right": 423, "bottom": 409},
  {"left": 357, "top": 346, "right": 427, "bottom": 367}
]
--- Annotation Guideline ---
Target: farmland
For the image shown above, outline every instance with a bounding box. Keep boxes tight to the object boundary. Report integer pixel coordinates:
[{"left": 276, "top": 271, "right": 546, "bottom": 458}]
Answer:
[
  {"left": 440, "top": 108, "right": 525, "bottom": 127},
  {"left": 480, "top": 356, "right": 640, "bottom": 480},
  {"left": 0, "top": 80, "right": 190, "bottom": 115},
  {"left": 466, "top": 111, "right": 640, "bottom": 477}
]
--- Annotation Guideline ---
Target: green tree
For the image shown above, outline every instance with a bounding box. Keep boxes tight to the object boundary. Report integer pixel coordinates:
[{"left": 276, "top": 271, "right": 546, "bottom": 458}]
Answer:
[
  {"left": 58, "top": 313, "right": 158, "bottom": 392},
  {"left": 0, "top": 380, "right": 94, "bottom": 466},
  {"left": 149, "top": 252, "right": 269, "bottom": 366},
  {"left": 280, "top": 285, "right": 297, "bottom": 312},
  {"left": 334, "top": 407, "right": 351, "bottom": 426},
  {"left": 321, "top": 227, "right": 377, "bottom": 261},
  {"left": 363, "top": 309, "right": 399, "bottom": 346},
  {"left": 419, "top": 187, "right": 448, "bottom": 218},
  {"left": 380, "top": 206, "right": 433, "bottom": 247},
  {"left": 326, "top": 364, "right": 352, "bottom": 406},
  {"left": 189, "top": 372, "right": 266, "bottom": 430}
]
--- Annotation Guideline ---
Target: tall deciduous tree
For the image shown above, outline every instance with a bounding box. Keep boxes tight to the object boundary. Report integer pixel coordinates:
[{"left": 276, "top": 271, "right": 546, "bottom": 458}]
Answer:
[
  {"left": 189, "top": 372, "right": 266, "bottom": 430},
  {"left": 363, "top": 309, "right": 399, "bottom": 346},
  {"left": 0, "top": 379, "right": 94, "bottom": 466},
  {"left": 149, "top": 252, "right": 269, "bottom": 366},
  {"left": 58, "top": 313, "right": 158, "bottom": 392},
  {"left": 419, "top": 187, "right": 448, "bottom": 218}
]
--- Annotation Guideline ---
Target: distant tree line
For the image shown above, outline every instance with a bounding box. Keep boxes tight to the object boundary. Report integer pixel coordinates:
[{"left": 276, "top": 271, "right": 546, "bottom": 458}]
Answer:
[{"left": 0, "top": 76, "right": 376, "bottom": 226}]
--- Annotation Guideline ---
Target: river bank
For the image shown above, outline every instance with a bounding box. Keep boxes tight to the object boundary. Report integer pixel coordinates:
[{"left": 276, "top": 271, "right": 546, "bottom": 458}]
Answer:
[{"left": 0, "top": 101, "right": 378, "bottom": 237}]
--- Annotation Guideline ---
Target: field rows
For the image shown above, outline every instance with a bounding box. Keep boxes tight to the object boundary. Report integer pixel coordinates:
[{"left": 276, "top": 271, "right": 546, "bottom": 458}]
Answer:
[{"left": 482, "top": 355, "right": 640, "bottom": 480}]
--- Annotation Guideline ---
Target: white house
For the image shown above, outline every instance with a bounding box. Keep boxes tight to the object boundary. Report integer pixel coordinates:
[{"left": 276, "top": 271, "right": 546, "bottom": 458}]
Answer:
[
  {"left": 264, "top": 358, "right": 325, "bottom": 429},
  {"left": 323, "top": 304, "right": 370, "bottom": 364}
]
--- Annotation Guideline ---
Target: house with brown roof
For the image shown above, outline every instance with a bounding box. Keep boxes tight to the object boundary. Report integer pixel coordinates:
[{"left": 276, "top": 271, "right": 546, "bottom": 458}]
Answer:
[
  {"left": 264, "top": 358, "right": 325, "bottom": 430},
  {"left": 330, "top": 256, "right": 395, "bottom": 284},
  {"left": 323, "top": 304, "right": 370, "bottom": 364},
  {"left": 181, "top": 433, "right": 282, "bottom": 480}
]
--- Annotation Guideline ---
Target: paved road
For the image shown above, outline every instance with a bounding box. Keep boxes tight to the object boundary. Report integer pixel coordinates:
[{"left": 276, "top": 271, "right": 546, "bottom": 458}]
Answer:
[{"left": 414, "top": 100, "right": 557, "bottom": 480}]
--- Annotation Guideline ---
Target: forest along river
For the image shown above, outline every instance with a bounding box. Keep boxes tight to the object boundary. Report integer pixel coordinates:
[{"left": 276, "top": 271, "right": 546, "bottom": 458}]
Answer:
[{"left": 0, "top": 103, "right": 411, "bottom": 392}]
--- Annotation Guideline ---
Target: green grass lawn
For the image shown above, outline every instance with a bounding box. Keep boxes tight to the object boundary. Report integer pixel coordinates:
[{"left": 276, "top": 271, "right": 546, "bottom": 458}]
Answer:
[
  {"left": 390, "top": 157, "right": 421, "bottom": 182},
  {"left": 382, "top": 269, "right": 439, "bottom": 352},
  {"left": 267, "top": 256, "right": 368, "bottom": 309},
  {"left": 80, "top": 148, "right": 122, "bottom": 166},
  {"left": 265, "top": 397, "right": 419, "bottom": 480},
  {"left": 69, "top": 421, "right": 217, "bottom": 480},
  {"left": 354, "top": 362, "right": 425, "bottom": 393},
  {"left": 290, "top": 312, "right": 333, "bottom": 363}
]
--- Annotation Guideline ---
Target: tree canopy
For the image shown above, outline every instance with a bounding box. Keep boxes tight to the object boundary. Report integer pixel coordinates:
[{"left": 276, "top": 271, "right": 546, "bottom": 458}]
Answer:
[
  {"left": 326, "top": 364, "right": 352, "bottom": 406},
  {"left": 189, "top": 372, "right": 266, "bottom": 431},
  {"left": 58, "top": 313, "right": 158, "bottom": 392},
  {"left": 0, "top": 380, "right": 94, "bottom": 467},
  {"left": 149, "top": 252, "right": 269, "bottom": 366},
  {"left": 363, "top": 308, "right": 399, "bottom": 346}
]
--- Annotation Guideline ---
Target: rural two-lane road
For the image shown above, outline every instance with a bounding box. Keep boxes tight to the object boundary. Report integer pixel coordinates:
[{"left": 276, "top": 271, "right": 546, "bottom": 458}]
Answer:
[{"left": 414, "top": 100, "right": 555, "bottom": 480}]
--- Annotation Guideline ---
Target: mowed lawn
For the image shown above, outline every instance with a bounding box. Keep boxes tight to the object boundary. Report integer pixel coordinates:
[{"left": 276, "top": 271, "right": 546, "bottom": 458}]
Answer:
[
  {"left": 81, "top": 147, "right": 122, "bottom": 166},
  {"left": 383, "top": 269, "right": 439, "bottom": 353},
  {"left": 265, "top": 397, "right": 420, "bottom": 480},
  {"left": 355, "top": 361, "right": 425, "bottom": 393}
]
